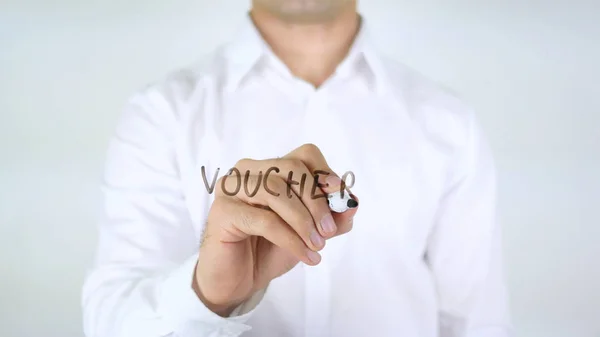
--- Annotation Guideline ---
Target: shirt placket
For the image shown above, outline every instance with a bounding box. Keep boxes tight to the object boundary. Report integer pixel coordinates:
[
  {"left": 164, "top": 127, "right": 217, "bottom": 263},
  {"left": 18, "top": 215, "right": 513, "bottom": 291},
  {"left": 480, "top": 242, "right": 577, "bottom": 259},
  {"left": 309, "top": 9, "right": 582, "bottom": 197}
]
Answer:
[{"left": 302, "top": 89, "right": 333, "bottom": 337}]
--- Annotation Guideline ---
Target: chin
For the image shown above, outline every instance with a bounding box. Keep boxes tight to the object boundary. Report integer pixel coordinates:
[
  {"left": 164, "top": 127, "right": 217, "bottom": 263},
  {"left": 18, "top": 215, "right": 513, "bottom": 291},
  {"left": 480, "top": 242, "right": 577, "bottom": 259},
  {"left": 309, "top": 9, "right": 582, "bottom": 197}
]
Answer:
[{"left": 279, "top": 11, "right": 338, "bottom": 23}]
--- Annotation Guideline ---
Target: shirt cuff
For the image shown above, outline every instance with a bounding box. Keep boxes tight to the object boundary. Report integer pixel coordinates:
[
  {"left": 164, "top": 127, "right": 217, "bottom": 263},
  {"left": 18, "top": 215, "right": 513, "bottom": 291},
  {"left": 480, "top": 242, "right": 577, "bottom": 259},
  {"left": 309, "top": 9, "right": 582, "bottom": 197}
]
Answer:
[{"left": 158, "top": 253, "right": 267, "bottom": 336}]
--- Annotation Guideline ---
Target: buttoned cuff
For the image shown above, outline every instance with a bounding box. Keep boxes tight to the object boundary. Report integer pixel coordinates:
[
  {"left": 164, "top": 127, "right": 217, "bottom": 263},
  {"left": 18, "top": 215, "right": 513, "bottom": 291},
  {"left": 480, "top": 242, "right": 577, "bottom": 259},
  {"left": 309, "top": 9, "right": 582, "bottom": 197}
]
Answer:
[{"left": 158, "top": 253, "right": 267, "bottom": 336}]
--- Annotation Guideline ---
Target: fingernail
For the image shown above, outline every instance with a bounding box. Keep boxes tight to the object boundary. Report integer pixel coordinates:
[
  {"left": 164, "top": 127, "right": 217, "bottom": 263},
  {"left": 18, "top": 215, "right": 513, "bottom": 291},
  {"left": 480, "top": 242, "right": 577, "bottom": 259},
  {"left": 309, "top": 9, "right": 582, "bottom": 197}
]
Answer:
[
  {"left": 326, "top": 175, "right": 342, "bottom": 188},
  {"left": 307, "top": 250, "right": 321, "bottom": 264},
  {"left": 310, "top": 230, "right": 324, "bottom": 248},
  {"left": 320, "top": 213, "right": 337, "bottom": 234}
]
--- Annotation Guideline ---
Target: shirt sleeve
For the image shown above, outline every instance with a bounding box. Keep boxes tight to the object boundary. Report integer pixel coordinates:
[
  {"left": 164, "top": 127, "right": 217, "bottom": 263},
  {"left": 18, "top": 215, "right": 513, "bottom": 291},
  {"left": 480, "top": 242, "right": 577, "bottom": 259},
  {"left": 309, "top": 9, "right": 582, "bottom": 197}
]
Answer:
[
  {"left": 81, "top": 86, "right": 265, "bottom": 337},
  {"left": 425, "top": 108, "right": 514, "bottom": 337}
]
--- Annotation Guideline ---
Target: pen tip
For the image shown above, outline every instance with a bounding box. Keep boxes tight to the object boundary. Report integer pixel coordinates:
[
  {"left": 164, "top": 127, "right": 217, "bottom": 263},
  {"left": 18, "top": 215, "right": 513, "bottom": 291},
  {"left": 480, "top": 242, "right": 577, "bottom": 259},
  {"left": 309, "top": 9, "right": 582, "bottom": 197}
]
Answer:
[{"left": 347, "top": 199, "right": 358, "bottom": 208}]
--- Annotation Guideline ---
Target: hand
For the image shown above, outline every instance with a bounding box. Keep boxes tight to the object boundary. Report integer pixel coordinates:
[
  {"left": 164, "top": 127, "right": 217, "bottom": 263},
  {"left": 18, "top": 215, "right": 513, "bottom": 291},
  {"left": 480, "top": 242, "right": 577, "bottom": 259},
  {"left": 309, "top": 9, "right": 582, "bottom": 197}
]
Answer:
[{"left": 193, "top": 144, "right": 358, "bottom": 316}]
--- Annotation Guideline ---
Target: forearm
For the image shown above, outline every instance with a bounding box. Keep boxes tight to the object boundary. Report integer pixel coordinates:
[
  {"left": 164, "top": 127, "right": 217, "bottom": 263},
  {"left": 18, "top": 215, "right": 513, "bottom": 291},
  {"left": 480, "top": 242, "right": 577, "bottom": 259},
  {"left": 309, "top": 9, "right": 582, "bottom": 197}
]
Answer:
[{"left": 191, "top": 265, "right": 241, "bottom": 318}]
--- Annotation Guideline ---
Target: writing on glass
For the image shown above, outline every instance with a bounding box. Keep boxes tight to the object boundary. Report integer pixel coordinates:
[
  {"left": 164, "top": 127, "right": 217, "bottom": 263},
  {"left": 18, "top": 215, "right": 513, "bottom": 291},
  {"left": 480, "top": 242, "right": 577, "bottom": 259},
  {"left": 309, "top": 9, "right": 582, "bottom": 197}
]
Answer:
[{"left": 200, "top": 166, "right": 356, "bottom": 199}]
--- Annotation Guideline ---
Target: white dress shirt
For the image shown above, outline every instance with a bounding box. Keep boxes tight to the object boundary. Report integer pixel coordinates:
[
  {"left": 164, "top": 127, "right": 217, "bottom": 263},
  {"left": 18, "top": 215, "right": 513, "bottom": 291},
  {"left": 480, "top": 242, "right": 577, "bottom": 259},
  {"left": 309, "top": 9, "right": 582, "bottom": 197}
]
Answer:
[{"left": 82, "top": 14, "right": 513, "bottom": 337}]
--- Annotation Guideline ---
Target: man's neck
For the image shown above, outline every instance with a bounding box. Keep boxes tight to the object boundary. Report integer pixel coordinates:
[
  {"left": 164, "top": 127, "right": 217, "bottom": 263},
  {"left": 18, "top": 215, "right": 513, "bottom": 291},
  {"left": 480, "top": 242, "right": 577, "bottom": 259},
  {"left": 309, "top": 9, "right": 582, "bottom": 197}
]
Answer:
[{"left": 249, "top": 6, "right": 360, "bottom": 88}]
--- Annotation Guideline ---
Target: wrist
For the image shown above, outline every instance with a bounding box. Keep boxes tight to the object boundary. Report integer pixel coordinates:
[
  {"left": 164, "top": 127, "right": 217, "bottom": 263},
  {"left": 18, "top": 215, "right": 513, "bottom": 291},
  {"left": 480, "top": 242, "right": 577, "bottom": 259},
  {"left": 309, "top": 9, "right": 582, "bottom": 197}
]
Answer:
[
  {"left": 192, "top": 275, "right": 241, "bottom": 317},
  {"left": 192, "top": 258, "right": 246, "bottom": 317}
]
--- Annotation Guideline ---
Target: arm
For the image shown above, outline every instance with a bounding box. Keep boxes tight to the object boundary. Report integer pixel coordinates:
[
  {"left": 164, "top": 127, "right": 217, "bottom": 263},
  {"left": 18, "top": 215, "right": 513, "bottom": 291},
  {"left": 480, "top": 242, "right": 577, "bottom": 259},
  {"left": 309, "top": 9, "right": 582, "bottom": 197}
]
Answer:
[
  {"left": 426, "top": 109, "right": 513, "bottom": 337},
  {"left": 81, "top": 86, "right": 263, "bottom": 337}
]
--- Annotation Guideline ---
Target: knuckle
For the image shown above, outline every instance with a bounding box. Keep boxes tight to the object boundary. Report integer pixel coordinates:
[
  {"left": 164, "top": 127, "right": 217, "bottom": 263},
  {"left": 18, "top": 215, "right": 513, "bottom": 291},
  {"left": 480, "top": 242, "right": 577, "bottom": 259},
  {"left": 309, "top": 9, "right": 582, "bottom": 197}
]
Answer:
[
  {"left": 262, "top": 175, "right": 283, "bottom": 197},
  {"left": 246, "top": 173, "right": 260, "bottom": 186},
  {"left": 265, "top": 174, "right": 284, "bottom": 189},
  {"left": 286, "top": 233, "right": 300, "bottom": 251},
  {"left": 238, "top": 210, "right": 254, "bottom": 232},
  {"left": 216, "top": 174, "right": 240, "bottom": 196},
  {"left": 282, "top": 158, "right": 305, "bottom": 175},
  {"left": 300, "top": 143, "right": 320, "bottom": 155},
  {"left": 236, "top": 157, "right": 253, "bottom": 168},
  {"left": 297, "top": 214, "right": 315, "bottom": 234},
  {"left": 285, "top": 157, "right": 304, "bottom": 169},
  {"left": 260, "top": 212, "right": 278, "bottom": 231}
]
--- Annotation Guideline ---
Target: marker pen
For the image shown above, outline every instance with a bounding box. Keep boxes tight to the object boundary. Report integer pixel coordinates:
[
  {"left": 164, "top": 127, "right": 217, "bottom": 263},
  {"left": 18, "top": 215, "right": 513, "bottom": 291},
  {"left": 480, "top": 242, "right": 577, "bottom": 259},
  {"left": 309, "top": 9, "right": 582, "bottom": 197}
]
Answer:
[{"left": 327, "top": 189, "right": 358, "bottom": 213}]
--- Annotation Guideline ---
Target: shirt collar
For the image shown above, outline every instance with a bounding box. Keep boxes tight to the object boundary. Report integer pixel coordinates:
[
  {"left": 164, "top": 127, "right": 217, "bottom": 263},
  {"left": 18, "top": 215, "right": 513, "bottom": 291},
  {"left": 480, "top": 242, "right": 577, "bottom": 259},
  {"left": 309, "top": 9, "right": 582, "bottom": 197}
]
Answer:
[{"left": 222, "top": 13, "right": 389, "bottom": 95}]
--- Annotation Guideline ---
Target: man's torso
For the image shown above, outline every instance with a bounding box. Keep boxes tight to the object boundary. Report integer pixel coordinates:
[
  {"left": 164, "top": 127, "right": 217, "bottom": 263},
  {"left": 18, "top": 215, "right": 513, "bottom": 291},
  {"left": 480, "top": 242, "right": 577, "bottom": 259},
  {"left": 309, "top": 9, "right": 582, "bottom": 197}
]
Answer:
[{"left": 148, "top": 43, "right": 471, "bottom": 336}]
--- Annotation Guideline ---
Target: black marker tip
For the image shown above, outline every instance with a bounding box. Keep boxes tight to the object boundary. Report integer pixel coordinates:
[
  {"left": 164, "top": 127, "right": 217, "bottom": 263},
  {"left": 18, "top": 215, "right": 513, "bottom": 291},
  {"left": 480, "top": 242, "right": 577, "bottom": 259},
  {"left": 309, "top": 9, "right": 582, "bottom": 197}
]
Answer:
[{"left": 347, "top": 198, "right": 358, "bottom": 208}]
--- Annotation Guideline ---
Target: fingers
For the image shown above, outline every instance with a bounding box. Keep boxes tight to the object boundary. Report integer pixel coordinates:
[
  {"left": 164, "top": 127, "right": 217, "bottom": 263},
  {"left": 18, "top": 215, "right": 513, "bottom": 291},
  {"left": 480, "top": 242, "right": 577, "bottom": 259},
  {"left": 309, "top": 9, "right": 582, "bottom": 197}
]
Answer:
[
  {"left": 285, "top": 144, "right": 358, "bottom": 237},
  {"left": 232, "top": 156, "right": 336, "bottom": 239},
  {"left": 212, "top": 196, "right": 321, "bottom": 266},
  {"left": 284, "top": 143, "right": 342, "bottom": 193},
  {"left": 273, "top": 157, "right": 338, "bottom": 238},
  {"left": 219, "top": 173, "right": 326, "bottom": 253},
  {"left": 212, "top": 143, "right": 359, "bottom": 257},
  {"left": 284, "top": 143, "right": 333, "bottom": 181},
  {"left": 332, "top": 193, "right": 359, "bottom": 236}
]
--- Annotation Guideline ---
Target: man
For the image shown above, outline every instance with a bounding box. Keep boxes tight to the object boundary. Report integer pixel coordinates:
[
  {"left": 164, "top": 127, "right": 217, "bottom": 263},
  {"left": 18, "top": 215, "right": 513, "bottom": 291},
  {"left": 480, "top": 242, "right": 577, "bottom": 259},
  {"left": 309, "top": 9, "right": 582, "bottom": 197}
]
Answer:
[{"left": 82, "top": 0, "right": 513, "bottom": 336}]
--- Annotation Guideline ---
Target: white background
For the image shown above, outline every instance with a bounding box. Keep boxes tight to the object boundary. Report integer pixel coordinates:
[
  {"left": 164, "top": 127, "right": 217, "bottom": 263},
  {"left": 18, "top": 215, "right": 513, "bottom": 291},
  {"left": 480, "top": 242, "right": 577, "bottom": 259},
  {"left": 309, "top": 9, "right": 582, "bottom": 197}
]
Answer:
[{"left": 1, "top": 1, "right": 599, "bottom": 336}]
